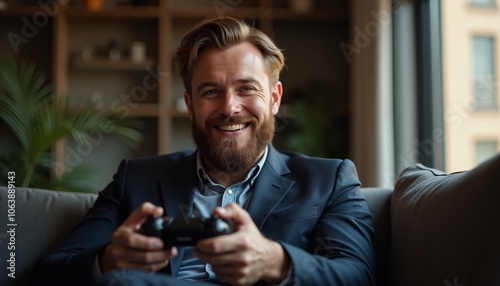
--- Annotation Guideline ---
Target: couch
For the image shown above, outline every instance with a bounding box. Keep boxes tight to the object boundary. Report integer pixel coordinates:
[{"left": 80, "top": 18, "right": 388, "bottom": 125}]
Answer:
[{"left": 1, "top": 153, "right": 499, "bottom": 286}]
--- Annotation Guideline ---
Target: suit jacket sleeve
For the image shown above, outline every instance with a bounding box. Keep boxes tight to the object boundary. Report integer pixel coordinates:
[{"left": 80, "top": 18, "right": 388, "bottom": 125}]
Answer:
[
  {"left": 281, "top": 159, "right": 375, "bottom": 285},
  {"left": 31, "top": 159, "right": 133, "bottom": 286}
]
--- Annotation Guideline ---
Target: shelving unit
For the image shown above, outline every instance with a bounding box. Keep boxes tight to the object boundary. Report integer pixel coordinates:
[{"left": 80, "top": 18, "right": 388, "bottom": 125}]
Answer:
[{"left": 1, "top": 0, "right": 350, "bottom": 191}]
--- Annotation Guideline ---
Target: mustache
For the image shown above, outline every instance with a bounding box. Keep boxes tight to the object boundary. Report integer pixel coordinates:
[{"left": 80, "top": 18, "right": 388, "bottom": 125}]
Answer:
[{"left": 207, "top": 115, "right": 258, "bottom": 126}]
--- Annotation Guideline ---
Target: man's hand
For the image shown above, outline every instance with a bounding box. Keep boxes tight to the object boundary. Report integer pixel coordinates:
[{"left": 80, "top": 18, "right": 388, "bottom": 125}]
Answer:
[
  {"left": 99, "top": 202, "right": 178, "bottom": 275},
  {"left": 195, "top": 203, "right": 291, "bottom": 286}
]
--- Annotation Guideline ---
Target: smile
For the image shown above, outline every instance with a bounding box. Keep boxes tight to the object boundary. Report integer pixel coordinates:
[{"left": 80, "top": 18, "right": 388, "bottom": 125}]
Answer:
[{"left": 217, "top": 123, "right": 248, "bottom": 131}]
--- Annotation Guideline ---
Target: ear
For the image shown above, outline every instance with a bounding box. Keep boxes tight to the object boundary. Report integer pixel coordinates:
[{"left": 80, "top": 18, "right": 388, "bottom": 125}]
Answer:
[
  {"left": 271, "top": 81, "right": 283, "bottom": 115},
  {"left": 184, "top": 91, "right": 193, "bottom": 120}
]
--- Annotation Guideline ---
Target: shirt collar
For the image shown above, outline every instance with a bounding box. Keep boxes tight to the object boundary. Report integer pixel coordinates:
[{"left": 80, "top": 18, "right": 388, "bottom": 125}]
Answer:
[{"left": 196, "top": 146, "right": 268, "bottom": 189}]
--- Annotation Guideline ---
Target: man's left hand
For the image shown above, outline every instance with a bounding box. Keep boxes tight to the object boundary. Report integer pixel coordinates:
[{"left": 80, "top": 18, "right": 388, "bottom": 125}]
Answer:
[{"left": 195, "top": 203, "right": 290, "bottom": 286}]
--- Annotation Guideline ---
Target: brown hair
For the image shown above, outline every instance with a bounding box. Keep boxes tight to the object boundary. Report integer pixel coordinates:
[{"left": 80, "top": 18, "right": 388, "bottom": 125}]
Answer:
[{"left": 174, "top": 17, "right": 285, "bottom": 94}]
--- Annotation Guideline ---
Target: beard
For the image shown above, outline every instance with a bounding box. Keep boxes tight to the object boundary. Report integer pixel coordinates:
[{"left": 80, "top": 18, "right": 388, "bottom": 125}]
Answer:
[{"left": 191, "top": 113, "right": 275, "bottom": 176}]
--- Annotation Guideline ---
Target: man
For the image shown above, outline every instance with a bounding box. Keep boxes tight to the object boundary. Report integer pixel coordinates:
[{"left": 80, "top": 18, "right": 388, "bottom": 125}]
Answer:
[{"left": 33, "top": 17, "right": 375, "bottom": 286}]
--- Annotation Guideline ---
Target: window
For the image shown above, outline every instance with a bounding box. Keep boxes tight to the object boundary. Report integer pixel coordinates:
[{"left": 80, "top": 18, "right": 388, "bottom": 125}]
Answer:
[
  {"left": 476, "top": 140, "right": 498, "bottom": 164},
  {"left": 470, "top": 0, "right": 497, "bottom": 8},
  {"left": 392, "top": 0, "right": 500, "bottom": 174},
  {"left": 473, "top": 36, "right": 497, "bottom": 109},
  {"left": 439, "top": 0, "right": 500, "bottom": 172}
]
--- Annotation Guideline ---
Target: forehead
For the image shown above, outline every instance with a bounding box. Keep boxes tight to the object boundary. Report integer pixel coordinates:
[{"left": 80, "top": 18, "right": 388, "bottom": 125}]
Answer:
[{"left": 192, "top": 42, "right": 267, "bottom": 82}]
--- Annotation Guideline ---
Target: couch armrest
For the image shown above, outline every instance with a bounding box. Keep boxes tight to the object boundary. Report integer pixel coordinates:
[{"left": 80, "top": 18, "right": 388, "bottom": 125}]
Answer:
[
  {"left": 390, "top": 154, "right": 500, "bottom": 286},
  {"left": 0, "top": 187, "right": 97, "bottom": 286}
]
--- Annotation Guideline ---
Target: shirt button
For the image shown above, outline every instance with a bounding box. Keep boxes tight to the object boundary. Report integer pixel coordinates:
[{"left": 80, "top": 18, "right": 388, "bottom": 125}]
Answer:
[{"left": 227, "top": 189, "right": 233, "bottom": 195}]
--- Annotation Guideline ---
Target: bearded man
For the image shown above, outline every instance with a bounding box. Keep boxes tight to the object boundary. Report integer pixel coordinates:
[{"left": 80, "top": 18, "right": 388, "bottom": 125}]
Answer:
[{"left": 33, "top": 17, "right": 375, "bottom": 286}]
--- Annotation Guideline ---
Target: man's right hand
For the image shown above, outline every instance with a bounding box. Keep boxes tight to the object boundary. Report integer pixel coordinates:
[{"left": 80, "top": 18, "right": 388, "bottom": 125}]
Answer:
[{"left": 99, "top": 202, "right": 178, "bottom": 275}]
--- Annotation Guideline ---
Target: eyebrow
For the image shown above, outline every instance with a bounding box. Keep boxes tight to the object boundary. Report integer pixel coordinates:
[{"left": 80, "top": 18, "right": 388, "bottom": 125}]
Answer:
[
  {"left": 196, "top": 81, "right": 219, "bottom": 94},
  {"left": 196, "top": 77, "right": 264, "bottom": 94},
  {"left": 236, "top": 78, "right": 264, "bottom": 90}
]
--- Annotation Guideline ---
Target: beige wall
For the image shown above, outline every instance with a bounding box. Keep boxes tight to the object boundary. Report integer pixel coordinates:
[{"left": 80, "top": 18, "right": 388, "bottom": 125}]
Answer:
[{"left": 441, "top": 0, "right": 500, "bottom": 172}]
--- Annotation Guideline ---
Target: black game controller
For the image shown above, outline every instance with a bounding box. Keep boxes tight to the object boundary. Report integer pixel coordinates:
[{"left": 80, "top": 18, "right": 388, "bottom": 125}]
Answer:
[{"left": 140, "top": 214, "right": 234, "bottom": 247}]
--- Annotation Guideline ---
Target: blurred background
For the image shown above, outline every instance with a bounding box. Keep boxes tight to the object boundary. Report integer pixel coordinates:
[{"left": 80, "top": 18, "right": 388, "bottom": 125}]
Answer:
[{"left": 0, "top": 0, "right": 499, "bottom": 192}]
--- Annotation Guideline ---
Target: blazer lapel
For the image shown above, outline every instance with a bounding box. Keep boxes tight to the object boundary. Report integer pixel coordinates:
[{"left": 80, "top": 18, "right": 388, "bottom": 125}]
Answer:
[
  {"left": 157, "top": 147, "right": 294, "bottom": 275},
  {"left": 247, "top": 145, "right": 295, "bottom": 230},
  {"left": 159, "top": 152, "right": 198, "bottom": 277},
  {"left": 160, "top": 153, "right": 197, "bottom": 218}
]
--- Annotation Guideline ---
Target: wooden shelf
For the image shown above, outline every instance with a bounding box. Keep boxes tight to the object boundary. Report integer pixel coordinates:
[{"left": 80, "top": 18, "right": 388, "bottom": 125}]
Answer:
[
  {"left": 171, "top": 108, "right": 190, "bottom": 118},
  {"left": 171, "top": 7, "right": 261, "bottom": 20},
  {"left": 1, "top": 5, "right": 348, "bottom": 22},
  {"left": 0, "top": 5, "right": 46, "bottom": 16},
  {"left": 129, "top": 103, "right": 158, "bottom": 117},
  {"left": 68, "top": 103, "right": 158, "bottom": 117},
  {"left": 0, "top": 5, "right": 159, "bottom": 18},
  {"left": 1, "top": 0, "right": 352, "bottom": 184},
  {"left": 272, "top": 8, "right": 349, "bottom": 22},
  {"left": 71, "top": 57, "right": 156, "bottom": 71},
  {"left": 63, "top": 6, "right": 159, "bottom": 19}
]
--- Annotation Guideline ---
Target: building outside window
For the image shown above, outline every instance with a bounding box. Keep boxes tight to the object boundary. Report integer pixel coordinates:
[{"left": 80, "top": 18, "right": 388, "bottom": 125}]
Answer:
[
  {"left": 476, "top": 140, "right": 499, "bottom": 164},
  {"left": 441, "top": 0, "right": 500, "bottom": 172},
  {"left": 473, "top": 36, "right": 497, "bottom": 109},
  {"left": 470, "top": 0, "right": 497, "bottom": 7}
]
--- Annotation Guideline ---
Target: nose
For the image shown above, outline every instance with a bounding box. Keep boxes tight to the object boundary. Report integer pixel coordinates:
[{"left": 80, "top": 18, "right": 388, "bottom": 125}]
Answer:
[{"left": 219, "top": 91, "right": 241, "bottom": 117}]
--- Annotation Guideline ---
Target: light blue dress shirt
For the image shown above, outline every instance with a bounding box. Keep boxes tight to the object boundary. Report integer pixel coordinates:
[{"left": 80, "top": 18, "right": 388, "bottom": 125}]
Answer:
[{"left": 176, "top": 147, "right": 268, "bottom": 283}]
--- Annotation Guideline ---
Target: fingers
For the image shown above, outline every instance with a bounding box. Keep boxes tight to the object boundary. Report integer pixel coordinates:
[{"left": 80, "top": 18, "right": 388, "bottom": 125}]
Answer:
[
  {"left": 113, "top": 202, "right": 165, "bottom": 250},
  {"left": 122, "top": 202, "right": 164, "bottom": 232},
  {"left": 110, "top": 244, "right": 177, "bottom": 272},
  {"left": 112, "top": 227, "right": 163, "bottom": 250},
  {"left": 101, "top": 202, "right": 176, "bottom": 274},
  {"left": 197, "top": 231, "right": 251, "bottom": 254},
  {"left": 196, "top": 204, "right": 287, "bottom": 285},
  {"left": 213, "top": 203, "right": 252, "bottom": 227},
  {"left": 198, "top": 203, "right": 256, "bottom": 254}
]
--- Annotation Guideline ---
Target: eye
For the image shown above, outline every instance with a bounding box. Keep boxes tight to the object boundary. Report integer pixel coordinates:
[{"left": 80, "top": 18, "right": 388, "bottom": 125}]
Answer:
[
  {"left": 201, "top": 89, "right": 221, "bottom": 98},
  {"left": 238, "top": 86, "right": 257, "bottom": 94}
]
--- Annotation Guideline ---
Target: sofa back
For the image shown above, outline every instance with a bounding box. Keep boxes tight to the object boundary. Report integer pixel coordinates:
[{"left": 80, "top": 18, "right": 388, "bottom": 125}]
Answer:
[
  {"left": 0, "top": 187, "right": 97, "bottom": 286},
  {"left": 3, "top": 154, "right": 499, "bottom": 286},
  {"left": 0, "top": 186, "right": 393, "bottom": 286}
]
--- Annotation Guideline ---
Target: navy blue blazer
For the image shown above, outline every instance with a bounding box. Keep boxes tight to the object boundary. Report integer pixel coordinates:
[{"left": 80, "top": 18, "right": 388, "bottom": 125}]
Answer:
[{"left": 33, "top": 145, "right": 375, "bottom": 285}]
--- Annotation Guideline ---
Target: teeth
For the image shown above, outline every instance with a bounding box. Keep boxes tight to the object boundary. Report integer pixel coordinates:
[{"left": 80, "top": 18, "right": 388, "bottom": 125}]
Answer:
[{"left": 219, "top": 124, "right": 246, "bottom": 131}]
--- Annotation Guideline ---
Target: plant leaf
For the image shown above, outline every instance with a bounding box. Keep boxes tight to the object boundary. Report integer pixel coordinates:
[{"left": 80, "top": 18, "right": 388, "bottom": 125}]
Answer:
[{"left": 0, "top": 55, "right": 144, "bottom": 191}]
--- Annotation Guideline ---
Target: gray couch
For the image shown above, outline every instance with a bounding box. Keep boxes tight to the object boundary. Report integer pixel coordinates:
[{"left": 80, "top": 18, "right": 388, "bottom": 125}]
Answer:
[{"left": 1, "top": 153, "right": 499, "bottom": 286}]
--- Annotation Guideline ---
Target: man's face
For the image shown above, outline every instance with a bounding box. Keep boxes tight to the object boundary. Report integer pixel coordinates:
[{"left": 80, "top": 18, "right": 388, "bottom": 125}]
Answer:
[{"left": 184, "top": 42, "right": 282, "bottom": 175}]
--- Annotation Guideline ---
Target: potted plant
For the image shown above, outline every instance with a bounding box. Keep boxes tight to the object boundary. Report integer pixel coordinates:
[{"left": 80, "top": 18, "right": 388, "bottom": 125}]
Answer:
[
  {"left": 0, "top": 56, "right": 142, "bottom": 192},
  {"left": 283, "top": 81, "right": 348, "bottom": 159}
]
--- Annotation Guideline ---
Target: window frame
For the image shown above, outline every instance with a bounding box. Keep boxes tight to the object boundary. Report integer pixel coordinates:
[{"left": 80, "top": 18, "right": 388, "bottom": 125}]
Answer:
[{"left": 415, "top": 0, "right": 446, "bottom": 170}]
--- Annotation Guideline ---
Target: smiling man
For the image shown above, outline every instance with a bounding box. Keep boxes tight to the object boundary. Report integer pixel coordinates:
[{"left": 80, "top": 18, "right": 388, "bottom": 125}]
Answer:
[
  {"left": 188, "top": 41, "right": 281, "bottom": 184},
  {"left": 33, "top": 17, "right": 376, "bottom": 286}
]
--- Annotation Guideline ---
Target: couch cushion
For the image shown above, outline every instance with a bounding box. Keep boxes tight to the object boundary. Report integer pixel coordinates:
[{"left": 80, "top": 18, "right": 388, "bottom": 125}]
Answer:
[
  {"left": 0, "top": 187, "right": 97, "bottom": 286},
  {"left": 360, "top": 187, "right": 392, "bottom": 286},
  {"left": 390, "top": 153, "right": 500, "bottom": 286}
]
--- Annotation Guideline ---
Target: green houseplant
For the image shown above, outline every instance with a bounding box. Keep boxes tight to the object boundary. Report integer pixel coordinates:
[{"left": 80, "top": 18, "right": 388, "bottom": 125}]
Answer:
[
  {"left": 284, "top": 81, "right": 348, "bottom": 159},
  {"left": 0, "top": 56, "right": 143, "bottom": 192}
]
